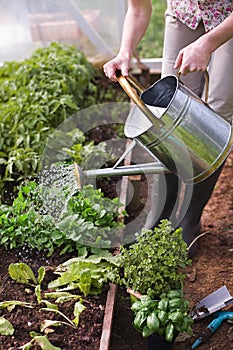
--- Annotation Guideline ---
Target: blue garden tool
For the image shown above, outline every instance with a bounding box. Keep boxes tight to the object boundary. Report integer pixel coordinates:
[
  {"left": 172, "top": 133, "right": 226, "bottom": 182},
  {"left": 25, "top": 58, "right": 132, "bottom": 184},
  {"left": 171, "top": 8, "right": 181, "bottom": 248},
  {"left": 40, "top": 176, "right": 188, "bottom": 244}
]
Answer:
[{"left": 191, "top": 310, "right": 233, "bottom": 349}]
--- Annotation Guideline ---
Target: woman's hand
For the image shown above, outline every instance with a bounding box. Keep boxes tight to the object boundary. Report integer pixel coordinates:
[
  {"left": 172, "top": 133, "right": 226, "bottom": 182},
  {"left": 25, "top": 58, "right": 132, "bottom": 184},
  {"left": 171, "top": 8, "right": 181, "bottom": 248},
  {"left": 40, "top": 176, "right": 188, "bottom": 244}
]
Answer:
[
  {"left": 174, "top": 12, "right": 233, "bottom": 75},
  {"left": 174, "top": 38, "right": 211, "bottom": 75},
  {"left": 103, "top": 55, "right": 131, "bottom": 81}
]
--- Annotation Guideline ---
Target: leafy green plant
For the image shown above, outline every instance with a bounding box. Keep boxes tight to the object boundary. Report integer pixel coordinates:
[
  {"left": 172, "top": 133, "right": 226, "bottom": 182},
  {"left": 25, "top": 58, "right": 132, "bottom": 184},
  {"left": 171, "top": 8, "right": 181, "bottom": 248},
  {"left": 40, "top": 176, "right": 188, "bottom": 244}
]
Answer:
[
  {"left": 0, "top": 249, "right": 121, "bottom": 347},
  {"left": 48, "top": 248, "right": 121, "bottom": 296},
  {"left": 19, "top": 333, "right": 61, "bottom": 350},
  {"left": 117, "top": 220, "right": 193, "bottom": 342},
  {"left": 119, "top": 220, "right": 190, "bottom": 298},
  {"left": 131, "top": 291, "right": 193, "bottom": 342},
  {"left": 0, "top": 42, "right": 128, "bottom": 197},
  {"left": 59, "top": 185, "right": 125, "bottom": 247},
  {"left": 0, "top": 180, "right": 124, "bottom": 254},
  {"left": 0, "top": 182, "right": 70, "bottom": 254},
  {"left": 42, "top": 126, "right": 111, "bottom": 172},
  {"left": 9, "top": 262, "right": 45, "bottom": 286},
  {"left": 0, "top": 261, "right": 87, "bottom": 348},
  {"left": 0, "top": 42, "right": 97, "bottom": 192}
]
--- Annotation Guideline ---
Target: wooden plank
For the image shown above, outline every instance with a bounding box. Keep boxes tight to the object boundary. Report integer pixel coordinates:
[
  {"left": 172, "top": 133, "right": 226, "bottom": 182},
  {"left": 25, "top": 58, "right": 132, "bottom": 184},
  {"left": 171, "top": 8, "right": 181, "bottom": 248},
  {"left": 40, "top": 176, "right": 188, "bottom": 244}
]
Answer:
[
  {"left": 31, "top": 20, "right": 79, "bottom": 41},
  {"left": 99, "top": 283, "right": 117, "bottom": 350}
]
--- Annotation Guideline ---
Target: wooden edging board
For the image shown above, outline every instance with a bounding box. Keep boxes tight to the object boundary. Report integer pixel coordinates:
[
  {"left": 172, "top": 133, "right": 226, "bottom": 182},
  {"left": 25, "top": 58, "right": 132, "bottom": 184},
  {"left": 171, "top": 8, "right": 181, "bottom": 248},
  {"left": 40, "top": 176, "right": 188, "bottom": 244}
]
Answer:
[{"left": 99, "top": 283, "right": 118, "bottom": 350}]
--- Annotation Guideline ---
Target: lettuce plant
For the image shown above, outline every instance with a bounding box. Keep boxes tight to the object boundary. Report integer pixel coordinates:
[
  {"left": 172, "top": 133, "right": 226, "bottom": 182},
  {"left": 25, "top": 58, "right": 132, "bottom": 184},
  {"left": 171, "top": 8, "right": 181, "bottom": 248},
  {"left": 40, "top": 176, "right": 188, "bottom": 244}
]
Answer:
[{"left": 0, "top": 180, "right": 124, "bottom": 254}]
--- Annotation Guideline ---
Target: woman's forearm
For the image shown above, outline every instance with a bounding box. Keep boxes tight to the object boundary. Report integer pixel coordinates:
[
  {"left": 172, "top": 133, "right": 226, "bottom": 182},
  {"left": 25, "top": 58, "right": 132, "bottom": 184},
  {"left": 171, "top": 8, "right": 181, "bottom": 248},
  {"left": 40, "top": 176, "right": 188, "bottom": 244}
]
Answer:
[
  {"left": 203, "top": 11, "right": 233, "bottom": 53},
  {"left": 118, "top": 0, "right": 153, "bottom": 59},
  {"left": 103, "top": 0, "right": 152, "bottom": 79}
]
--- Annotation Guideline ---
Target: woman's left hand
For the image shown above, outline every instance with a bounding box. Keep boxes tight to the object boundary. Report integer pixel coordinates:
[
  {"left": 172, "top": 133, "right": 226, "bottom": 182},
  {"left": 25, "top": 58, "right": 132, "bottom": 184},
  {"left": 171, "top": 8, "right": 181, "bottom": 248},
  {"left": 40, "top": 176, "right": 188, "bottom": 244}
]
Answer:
[{"left": 174, "top": 38, "right": 211, "bottom": 75}]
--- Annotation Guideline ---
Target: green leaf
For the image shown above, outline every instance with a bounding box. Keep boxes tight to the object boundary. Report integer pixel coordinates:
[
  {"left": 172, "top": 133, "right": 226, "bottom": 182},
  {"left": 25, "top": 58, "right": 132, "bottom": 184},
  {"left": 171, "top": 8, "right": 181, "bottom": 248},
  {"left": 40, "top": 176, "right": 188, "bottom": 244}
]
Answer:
[
  {"left": 44, "top": 291, "right": 80, "bottom": 304},
  {"left": 9, "top": 262, "right": 37, "bottom": 285},
  {"left": 40, "top": 308, "right": 75, "bottom": 328},
  {"left": 0, "top": 158, "right": 7, "bottom": 164},
  {"left": 78, "top": 270, "right": 91, "bottom": 297},
  {"left": 72, "top": 301, "right": 86, "bottom": 326},
  {"left": 146, "top": 311, "right": 160, "bottom": 332},
  {"left": 165, "top": 322, "right": 175, "bottom": 342},
  {"left": 0, "top": 300, "right": 33, "bottom": 311},
  {"left": 40, "top": 300, "right": 58, "bottom": 311},
  {"left": 78, "top": 246, "right": 88, "bottom": 257},
  {"left": 48, "top": 263, "right": 82, "bottom": 289},
  {"left": 0, "top": 317, "right": 14, "bottom": 335},
  {"left": 131, "top": 301, "right": 143, "bottom": 312},
  {"left": 142, "top": 325, "right": 154, "bottom": 338},
  {"left": 35, "top": 285, "right": 42, "bottom": 304},
  {"left": 32, "top": 335, "right": 61, "bottom": 350},
  {"left": 37, "top": 266, "right": 46, "bottom": 285},
  {"left": 133, "top": 310, "right": 147, "bottom": 331},
  {"left": 60, "top": 96, "right": 78, "bottom": 109}
]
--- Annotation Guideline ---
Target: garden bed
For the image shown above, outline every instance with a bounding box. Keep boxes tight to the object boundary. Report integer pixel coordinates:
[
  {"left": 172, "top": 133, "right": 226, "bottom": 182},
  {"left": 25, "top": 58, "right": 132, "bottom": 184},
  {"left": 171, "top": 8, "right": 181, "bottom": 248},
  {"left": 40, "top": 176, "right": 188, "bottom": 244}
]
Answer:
[
  {"left": 0, "top": 50, "right": 232, "bottom": 348},
  {"left": 0, "top": 151, "right": 232, "bottom": 350},
  {"left": 0, "top": 247, "right": 109, "bottom": 350},
  {"left": 110, "top": 150, "right": 233, "bottom": 350}
]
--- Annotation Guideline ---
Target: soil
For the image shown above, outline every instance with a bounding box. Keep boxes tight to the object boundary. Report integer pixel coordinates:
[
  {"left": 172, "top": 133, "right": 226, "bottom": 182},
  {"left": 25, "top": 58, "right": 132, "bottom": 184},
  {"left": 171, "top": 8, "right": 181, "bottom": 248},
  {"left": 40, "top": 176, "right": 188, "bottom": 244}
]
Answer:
[
  {"left": 110, "top": 149, "right": 233, "bottom": 350},
  {"left": 0, "top": 247, "right": 108, "bottom": 350},
  {"left": 0, "top": 149, "right": 232, "bottom": 350}
]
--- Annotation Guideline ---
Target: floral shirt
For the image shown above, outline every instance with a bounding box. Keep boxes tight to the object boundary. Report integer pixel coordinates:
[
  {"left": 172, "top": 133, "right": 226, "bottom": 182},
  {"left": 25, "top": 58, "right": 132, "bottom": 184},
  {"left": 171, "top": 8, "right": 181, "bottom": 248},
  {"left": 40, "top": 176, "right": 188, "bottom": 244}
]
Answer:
[{"left": 167, "top": 0, "right": 233, "bottom": 31}]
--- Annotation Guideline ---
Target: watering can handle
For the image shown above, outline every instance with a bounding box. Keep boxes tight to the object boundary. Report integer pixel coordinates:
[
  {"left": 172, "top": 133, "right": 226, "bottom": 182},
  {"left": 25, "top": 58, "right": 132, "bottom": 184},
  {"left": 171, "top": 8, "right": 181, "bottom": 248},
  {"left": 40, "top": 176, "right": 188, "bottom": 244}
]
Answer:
[
  {"left": 116, "top": 72, "right": 164, "bottom": 131},
  {"left": 177, "top": 70, "right": 210, "bottom": 104}
]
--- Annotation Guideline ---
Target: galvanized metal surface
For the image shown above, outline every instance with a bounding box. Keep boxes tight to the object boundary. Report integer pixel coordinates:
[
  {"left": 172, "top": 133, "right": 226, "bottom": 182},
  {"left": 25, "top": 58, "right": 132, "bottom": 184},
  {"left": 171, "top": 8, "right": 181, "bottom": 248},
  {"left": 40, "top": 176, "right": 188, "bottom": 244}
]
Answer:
[{"left": 124, "top": 75, "right": 233, "bottom": 183}]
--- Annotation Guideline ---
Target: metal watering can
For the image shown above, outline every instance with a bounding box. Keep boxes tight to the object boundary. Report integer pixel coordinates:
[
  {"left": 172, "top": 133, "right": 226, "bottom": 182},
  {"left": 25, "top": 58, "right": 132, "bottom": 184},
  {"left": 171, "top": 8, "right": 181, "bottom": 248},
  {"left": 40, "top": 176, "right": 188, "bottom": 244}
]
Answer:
[{"left": 75, "top": 73, "right": 233, "bottom": 188}]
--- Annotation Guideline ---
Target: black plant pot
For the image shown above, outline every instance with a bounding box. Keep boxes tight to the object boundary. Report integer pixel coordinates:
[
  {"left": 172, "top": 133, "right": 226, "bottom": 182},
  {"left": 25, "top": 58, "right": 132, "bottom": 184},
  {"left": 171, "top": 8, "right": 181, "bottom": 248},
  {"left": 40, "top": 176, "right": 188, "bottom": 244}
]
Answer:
[{"left": 147, "top": 334, "right": 174, "bottom": 350}]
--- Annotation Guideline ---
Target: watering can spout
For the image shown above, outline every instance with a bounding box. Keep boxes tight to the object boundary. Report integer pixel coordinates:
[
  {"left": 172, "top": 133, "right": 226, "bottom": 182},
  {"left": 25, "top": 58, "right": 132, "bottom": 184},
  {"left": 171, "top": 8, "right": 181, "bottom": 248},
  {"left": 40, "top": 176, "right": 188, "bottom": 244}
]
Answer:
[{"left": 74, "top": 162, "right": 168, "bottom": 189}]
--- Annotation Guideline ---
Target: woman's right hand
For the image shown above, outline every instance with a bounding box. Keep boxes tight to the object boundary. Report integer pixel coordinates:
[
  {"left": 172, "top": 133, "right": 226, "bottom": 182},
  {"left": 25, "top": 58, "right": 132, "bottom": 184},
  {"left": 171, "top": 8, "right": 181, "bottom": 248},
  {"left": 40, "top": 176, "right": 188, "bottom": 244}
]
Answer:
[
  {"left": 103, "top": 55, "right": 131, "bottom": 81},
  {"left": 103, "top": 1, "right": 152, "bottom": 81}
]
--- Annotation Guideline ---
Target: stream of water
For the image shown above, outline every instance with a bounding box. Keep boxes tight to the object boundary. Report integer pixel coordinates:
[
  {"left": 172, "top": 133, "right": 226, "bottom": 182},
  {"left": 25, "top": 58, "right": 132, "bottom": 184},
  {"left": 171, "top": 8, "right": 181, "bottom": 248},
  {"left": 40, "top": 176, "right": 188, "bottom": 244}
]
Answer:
[{"left": 38, "top": 163, "right": 79, "bottom": 221}]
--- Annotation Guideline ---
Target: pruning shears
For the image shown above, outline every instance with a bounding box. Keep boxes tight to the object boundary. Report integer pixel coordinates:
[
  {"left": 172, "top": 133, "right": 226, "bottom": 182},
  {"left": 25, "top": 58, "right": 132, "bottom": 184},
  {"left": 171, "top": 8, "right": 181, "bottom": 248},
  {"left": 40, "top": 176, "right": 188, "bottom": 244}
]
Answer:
[{"left": 191, "top": 310, "right": 233, "bottom": 349}]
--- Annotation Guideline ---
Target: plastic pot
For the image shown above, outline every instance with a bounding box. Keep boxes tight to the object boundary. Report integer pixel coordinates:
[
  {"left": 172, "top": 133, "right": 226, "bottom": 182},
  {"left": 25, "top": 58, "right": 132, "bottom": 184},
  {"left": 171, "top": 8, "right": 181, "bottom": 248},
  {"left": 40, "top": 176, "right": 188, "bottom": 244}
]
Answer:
[{"left": 147, "top": 334, "right": 175, "bottom": 350}]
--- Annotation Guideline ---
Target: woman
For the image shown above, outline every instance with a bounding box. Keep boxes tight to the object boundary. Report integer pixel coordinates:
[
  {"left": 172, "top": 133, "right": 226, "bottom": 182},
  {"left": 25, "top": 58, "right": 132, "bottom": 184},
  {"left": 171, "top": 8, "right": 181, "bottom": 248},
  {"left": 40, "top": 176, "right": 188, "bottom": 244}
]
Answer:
[
  {"left": 103, "top": 1, "right": 233, "bottom": 256},
  {"left": 104, "top": 1, "right": 233, "bottom": 121}
]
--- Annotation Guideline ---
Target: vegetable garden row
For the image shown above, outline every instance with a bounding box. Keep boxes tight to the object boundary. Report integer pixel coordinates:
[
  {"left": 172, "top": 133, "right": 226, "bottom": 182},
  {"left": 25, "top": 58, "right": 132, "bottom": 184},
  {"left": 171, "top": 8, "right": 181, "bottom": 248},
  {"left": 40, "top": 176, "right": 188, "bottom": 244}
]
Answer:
[{"left": 0, "top": 43, "right": 196, "bottom": 350}]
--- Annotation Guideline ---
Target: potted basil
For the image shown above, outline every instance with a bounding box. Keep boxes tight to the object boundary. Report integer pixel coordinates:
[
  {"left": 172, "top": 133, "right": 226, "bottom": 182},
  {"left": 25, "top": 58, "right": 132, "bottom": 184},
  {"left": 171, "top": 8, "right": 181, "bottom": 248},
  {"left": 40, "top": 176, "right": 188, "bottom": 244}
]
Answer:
[
  {"left": 129, "top": 290, "right": 193, "bottom": 349},
  {"left": 119, "top": 220, "right": 193, "bottom": 349}
]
